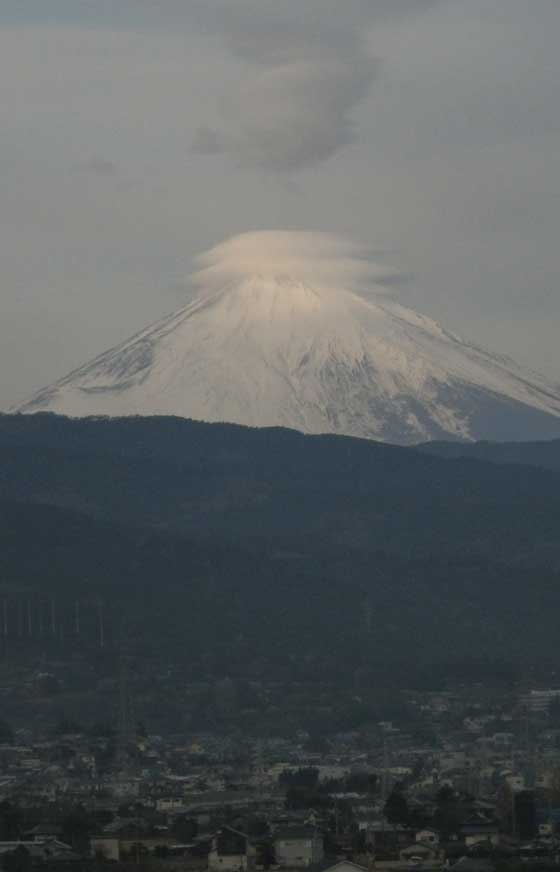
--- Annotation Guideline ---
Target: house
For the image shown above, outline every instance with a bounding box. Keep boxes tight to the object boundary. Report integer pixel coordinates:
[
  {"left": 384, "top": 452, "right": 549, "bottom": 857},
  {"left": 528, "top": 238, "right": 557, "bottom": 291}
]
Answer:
[
  {"left": 451, "top": 859, "right": 493, "bottom": 872},
  {"left": 91, "top": 836, "right": 120, "bottom": 862},
  {"left": 156, "top": 797, "right": 187, "bottom": 812},
  {"left": 319, "top": 862, "right": 368, "bottom": 872},
  {"left": 24, "top": 823, "right": 64, "bottom": 842},
  {"left": 92, "top": 818, "right": 179, "bottom": 862},
  {"left": 0, "top": 840, "right": 77, "bottom": 864},
  {"left": 208, "top": 826, "right": 256, "bottom": 872},
  {"left": 400, "top": 841, "right": 442, "bottom": 864},
  {"left": 273, "top": 826, "right": 324, "bottom": 868},
  {"left": 367, "top": 822, "right": 416, "bottom": 853},
  {"left": 415, "top": 830, "right": 439, "bottom": 846},
  {"left": 459, "top": 815, "right": 500, "bottom": 848}
]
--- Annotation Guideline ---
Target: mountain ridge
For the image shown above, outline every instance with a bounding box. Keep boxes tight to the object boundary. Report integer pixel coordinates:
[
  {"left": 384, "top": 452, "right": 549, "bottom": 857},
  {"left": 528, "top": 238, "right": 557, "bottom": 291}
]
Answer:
[{"left": 419, "top": 436, "right": 560, "bottom": 471}]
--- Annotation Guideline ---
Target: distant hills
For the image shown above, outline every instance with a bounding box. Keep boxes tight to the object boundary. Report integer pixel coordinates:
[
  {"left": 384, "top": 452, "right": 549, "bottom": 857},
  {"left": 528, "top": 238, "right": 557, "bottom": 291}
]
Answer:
[
  {"left": 1, "top": 412, "right": 560, "bottom": 683},
  {"left": 420, "top": 437, "right": 560, "bottom": 471}
]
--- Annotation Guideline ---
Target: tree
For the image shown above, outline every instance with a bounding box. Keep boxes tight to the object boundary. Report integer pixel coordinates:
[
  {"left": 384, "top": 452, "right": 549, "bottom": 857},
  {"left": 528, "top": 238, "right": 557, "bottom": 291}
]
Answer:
[
  {"left": 136, "top": 720, "right": 148, "bottom": 738},
  {"left": 154, "top": 845, "right": 169, "bottom": 858},
  {"left": 549, "top": 697, "right": 560, "bottom": 724},
  {"left": 346, "top": 773, "right": 377, "bottom": 795},
  {"left": 89, "top": 721, "right": 116, "bottom": 738},
  {"left": 2, "top": 846, "right": 31, "bottom": 872},
  {"left": 54, "top": 716, "right": 81, "bottom": 736},
  {"left": 172, "top": 816, "right": 198, "bottom": 843},
  {"left": 434, "top": 786, "right": 461, "bottom": 838},
  {"left": 246, "top": 817, "right": 268, "bottom": 838},
  {"left": 384, "top": 789, "right": 409, "bottom": 825},
  {"left": 279, "top": 767, "right": 319, "bottom": 789},
  {"left": 352, "top": 829, "right": 367, "bottom": 855},
  {"left": 514, "top": 791, "right": 536, "bottom": 840},
  {"left": 0, "top": 802, "right": 22, "bottom": 841},
  {"left": 305, "top": 735, "right": 329, "bottom": 754},
  {"left": 436, "top": 785, "right": 455, "bottom": 805},
  {"left": 61, "top": 805, "right": 92, "bottom": 853},
  {"left": 285, "top": 786, "right": 329, "bottom": 811},
  {"left": 0, "top": 721, "right": 13, "bottom": 744},
  {"left": 37, "top": 676, "right": 61, "bottom": 696}
]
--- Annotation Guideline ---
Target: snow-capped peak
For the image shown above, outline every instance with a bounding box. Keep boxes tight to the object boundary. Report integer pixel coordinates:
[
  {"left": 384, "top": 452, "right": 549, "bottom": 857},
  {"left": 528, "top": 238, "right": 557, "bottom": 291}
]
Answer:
[{"left": 14, "top": 232, "right": 560, "bottom": 445}]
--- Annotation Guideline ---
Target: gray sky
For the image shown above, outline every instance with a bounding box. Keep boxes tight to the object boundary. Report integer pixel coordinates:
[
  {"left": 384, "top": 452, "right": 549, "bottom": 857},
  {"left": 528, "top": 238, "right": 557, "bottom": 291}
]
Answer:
[{"left": 2, "top": 0, "right": 560, "bottom": 408}]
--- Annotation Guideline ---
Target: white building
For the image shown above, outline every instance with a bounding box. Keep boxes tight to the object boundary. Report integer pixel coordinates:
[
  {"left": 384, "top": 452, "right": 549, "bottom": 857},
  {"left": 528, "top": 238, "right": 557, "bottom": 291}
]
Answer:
[{"left": 274, "top": 827, "right": 324, "bottom": 868}]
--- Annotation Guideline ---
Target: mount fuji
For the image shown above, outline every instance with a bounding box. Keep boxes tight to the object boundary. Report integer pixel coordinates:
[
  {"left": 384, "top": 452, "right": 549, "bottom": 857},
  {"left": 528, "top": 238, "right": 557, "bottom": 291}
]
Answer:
[{"left": 15, "top": 232, "right": 560, "bottom": 445}]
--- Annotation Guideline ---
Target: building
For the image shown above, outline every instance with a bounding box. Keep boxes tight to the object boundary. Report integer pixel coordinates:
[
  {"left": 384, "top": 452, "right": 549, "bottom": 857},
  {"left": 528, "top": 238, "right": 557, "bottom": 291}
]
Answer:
[
  {"left": 273, "top": 826, "right": 324, "bottom": 868},
  {"left": 415, "top": 830, "right": 439, "bottom": 846},
  {"left": 208, "top": 826, "right": 256, "bottom": 872}
]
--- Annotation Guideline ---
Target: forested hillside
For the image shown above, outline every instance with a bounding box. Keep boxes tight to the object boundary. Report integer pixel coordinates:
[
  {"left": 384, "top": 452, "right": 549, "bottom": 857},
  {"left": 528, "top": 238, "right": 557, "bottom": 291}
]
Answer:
[{"left": 1, "top": 413, "right": 560, "bottom": 682}]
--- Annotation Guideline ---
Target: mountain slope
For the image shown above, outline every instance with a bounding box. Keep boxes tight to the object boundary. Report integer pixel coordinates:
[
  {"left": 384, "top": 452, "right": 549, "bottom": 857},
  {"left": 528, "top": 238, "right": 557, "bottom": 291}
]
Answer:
[{"left": 15, "top": 233, "right": 560, "bottom": 444}]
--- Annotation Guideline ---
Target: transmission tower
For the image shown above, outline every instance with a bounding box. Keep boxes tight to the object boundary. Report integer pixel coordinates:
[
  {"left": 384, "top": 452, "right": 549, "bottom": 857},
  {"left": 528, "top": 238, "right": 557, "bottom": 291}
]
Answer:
[
  {"left": 115, "top": 642, "right": 136, "bottom": 774},
  {"left": 381, "top": 737, "right": 390, "bottom": 801}
]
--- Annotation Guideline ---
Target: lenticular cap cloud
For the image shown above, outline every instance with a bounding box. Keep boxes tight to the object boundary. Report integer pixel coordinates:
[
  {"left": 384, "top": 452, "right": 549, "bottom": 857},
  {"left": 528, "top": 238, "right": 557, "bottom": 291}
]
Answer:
[{"left": 190, "top": 231, "right": 398, "bottom": 295}]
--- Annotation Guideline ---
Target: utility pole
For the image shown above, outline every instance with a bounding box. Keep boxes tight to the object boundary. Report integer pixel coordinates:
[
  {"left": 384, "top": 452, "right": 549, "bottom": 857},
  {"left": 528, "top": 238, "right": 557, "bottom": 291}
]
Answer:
[
  {"left": 364, "top": 595, "right": 372, "bottom": 635},
  {"left": 381, "top": 738, "right": 390, "bottom": 802},
  {"left": 510, "top": 734, "right": 517, "bottom": 838},
  {"left": 255, "top": 741, "right": 265, "bottom": 797},
  {"left": 1, "top": 600, "right": 7, "bottom": 659},
  {"left": 98, "top": 600, "right": 105, "bottom": 649}
]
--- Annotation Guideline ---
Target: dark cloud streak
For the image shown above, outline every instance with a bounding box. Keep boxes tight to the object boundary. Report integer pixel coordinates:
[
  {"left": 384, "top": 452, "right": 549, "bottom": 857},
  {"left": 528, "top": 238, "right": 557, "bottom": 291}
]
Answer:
[
  {"left": 3, "top": 1, "right": 442, "bottom": 173},
  {"left": 188, "top": 0, "right": 443, "bottom": 172}
]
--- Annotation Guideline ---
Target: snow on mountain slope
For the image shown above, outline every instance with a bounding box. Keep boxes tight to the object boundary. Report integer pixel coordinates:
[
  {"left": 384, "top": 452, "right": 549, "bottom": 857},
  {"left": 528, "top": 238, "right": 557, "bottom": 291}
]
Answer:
[{"left": 15, "top": 232, "right": 560, "bottom": 444}]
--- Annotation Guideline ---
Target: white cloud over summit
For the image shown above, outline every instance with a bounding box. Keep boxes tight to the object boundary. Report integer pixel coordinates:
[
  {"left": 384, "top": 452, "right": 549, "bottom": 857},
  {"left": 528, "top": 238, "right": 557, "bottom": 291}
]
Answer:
[{"left": 191, "top": 231, "right": 397, "bottom": 294}]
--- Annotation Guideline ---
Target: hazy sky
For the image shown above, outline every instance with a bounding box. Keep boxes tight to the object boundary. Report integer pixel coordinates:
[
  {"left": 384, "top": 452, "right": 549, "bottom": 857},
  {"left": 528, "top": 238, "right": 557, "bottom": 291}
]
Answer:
[{"left": 2, "top": 0, "right": 560, "bottom": 407}]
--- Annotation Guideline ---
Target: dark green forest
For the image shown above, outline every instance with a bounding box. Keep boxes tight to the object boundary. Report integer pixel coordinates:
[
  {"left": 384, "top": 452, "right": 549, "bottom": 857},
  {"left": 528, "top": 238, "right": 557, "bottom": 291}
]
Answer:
[{"left": 1, "top": 412, "right": 560, "bottom": 684}]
